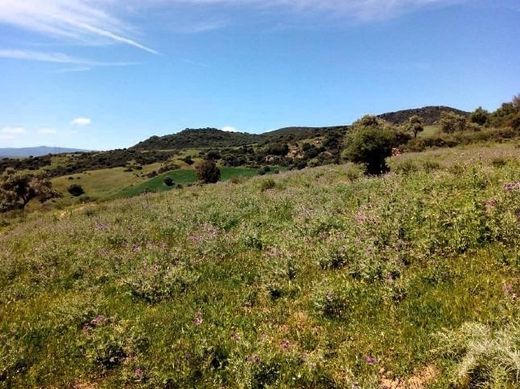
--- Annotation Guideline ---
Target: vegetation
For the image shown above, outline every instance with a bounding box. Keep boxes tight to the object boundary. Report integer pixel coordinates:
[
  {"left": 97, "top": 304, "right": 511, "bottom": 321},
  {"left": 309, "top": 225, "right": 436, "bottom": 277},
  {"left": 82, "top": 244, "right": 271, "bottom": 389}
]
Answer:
[
  {"left": 406, "top": 115, "right": 424, "bottom": 138},
  {"left": 342, "top": 116, "right": 405, "bottom": 174},
  {"left": 67, "top": 184, "right": 85, "bottom": 197},
  {"left": 0, "top": 168, "right": 58, "bottom": 211},
  {"left": 1, "top": 143, "right": 519, "bottom": 387},
  {"left": 196, "top": 160, "right": 221, "bottom": 184}
]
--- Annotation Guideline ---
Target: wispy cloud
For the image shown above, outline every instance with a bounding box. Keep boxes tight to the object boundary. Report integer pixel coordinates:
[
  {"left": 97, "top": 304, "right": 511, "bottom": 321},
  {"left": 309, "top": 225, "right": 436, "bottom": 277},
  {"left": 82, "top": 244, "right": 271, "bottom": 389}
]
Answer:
[
  {"left": 71, "top": 117, "right": 91, "bottom": 126},
  {"left": 0, "top": 0, "right": 158, "bottom": 53},
  {"left": 145, "top": 0, "right": 464, "bottom": 21},
  {"left": 0, "top": 49, "right": 137, "bottom": 67}
]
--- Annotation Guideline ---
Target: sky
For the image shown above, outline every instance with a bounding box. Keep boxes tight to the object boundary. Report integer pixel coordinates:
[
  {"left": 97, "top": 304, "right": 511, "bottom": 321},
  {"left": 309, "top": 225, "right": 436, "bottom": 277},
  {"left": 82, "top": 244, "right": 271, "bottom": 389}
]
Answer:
[{"left": 0, "top": 0, "right": 519, "bottom": 150}]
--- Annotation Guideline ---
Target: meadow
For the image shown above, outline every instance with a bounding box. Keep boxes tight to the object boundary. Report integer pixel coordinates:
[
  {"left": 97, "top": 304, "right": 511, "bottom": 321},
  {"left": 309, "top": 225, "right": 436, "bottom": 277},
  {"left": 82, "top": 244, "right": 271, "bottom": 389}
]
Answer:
[{"left": 1, "top": 143, "right": 519, "bottom": 388}]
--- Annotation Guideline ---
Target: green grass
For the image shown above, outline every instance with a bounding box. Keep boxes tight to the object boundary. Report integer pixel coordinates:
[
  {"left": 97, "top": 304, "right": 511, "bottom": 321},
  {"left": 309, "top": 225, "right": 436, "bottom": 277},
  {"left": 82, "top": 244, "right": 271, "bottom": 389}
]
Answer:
[
  {"left": 116, "top": 167, "right": 274, "bottom": 198},
  {"left": 418, "top": 124, "right": 440, "bottom": 138},
  {"left": 1, "top": 145, "right": 519, "bottom": 388}
]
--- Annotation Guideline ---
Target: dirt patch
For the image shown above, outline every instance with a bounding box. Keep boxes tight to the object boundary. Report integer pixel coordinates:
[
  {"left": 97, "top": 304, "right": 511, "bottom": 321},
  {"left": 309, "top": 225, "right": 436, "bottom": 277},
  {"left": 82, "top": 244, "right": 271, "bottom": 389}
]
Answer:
[{"left": 380, "top": 365, "right": 439, "bottom": 389}]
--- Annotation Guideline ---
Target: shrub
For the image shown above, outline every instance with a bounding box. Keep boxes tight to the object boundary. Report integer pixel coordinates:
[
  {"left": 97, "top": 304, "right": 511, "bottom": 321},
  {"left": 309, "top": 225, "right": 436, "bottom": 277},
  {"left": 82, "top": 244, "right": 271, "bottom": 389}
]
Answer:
[
  {"left": 470, "top": 107, "right": 490, "bottom": 126},
  {"left": 313, "top": 289, "right": 349, "bottom": 319},
  {"left": 182, "top": 156, "right": 194, "bottom": 165},
  {"left": 440, "top": 111, "right": 468, "bottom": 133},
  {"left": 196, "top": 160, "right": 221, "bottom": 184},
  {"left": 318, "top": 248, "right": 349, "bottom": 270},
  {"left": 163, "top": 177, "right": 175, "bottom": 187},
  {"left": 205, "top": 150, "right": 221, "bottom": 161},
  {"left": 67, "top": 184, "right": 85, "bottom": 197},
  {"left": 260, "top": 179, "right": 276, "bottom": 192}
]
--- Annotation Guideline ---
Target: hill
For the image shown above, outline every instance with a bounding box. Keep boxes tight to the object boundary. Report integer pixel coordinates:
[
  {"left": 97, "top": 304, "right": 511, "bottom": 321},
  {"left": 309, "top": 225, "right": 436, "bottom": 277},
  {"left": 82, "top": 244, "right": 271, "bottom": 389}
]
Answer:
[
  {"left": 0, "top": 146, "right": 87, "bottom": 158},
  {"left": 1, "top": 143, "right": 519, "bottom": 387},
  {"left": 132, "top": 128, "right": 263, "bottom": 150},
  {"left": 377, "top": 106, "right": 469, "bottom": 125},
  {"left": 132, "top": 126, "right": 347, "bottom": 151},
  {"left": 132, "top": 107, "right": 468, "bottom": 151}
]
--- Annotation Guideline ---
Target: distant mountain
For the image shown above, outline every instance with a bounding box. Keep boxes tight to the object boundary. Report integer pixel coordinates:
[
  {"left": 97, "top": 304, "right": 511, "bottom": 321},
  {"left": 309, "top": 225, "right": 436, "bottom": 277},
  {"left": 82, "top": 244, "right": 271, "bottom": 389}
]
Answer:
[
  {"left": 0, "top": 146, "right": 87, "bottom": 158},
  {"left": 377, "top": 106, "right": 470, "bottom": 126}
]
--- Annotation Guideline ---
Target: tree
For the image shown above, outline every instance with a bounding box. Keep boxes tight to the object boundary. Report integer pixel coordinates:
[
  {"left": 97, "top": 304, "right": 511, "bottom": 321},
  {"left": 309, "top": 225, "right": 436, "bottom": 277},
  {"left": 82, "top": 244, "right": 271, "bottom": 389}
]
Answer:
[
  {"left": 470, "top": 107, "right": 490, "bottom": 126},
  {"left": 407, "top": 115, "right": 424, "bottom": 138},
  {"left": 67, "top": 183, "right": 85, "bottom": 197},
  {"left": 342, "top": 127, "right": 399, "bottom": 175},
  {"left": 0, "top": 168, "right": 59, "bottom": 212},
  {"left": 439, "top": 111, "right": 468, "bottom": 133},
  {"left": 196, "top": 160, "right": 221, "bottom": 184}
]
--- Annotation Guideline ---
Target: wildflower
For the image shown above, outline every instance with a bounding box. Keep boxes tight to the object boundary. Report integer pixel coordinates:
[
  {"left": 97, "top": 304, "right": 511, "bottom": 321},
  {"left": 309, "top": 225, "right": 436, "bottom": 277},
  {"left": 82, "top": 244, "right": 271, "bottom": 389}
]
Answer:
[
  {"left": 193, "top": 310, "right": 203, "bottom": 326},
  {"left": 134, "top": 368, "right": 145, "bottom": 381},
  {"left": 364, "top": 355, "right": 378, "bottom": 365},
  {"left": 247, "top": 354, "right": 261, "bottom": 364},
  {"left": 503, "top": 182, "right": 520, "bottom": 191},
  {"left": 483, "top": 198, "right": 498, "bottom": 213}
]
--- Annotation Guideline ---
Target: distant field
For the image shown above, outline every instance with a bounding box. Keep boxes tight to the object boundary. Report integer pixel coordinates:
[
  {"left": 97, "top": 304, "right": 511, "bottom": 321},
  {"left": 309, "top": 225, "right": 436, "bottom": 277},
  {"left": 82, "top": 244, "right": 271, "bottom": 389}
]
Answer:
[
  {"left": 51, "top": 163, "right": 162, "bottom": 203},
  {"left": 116, "top": 167, "right": 275, "bottom": 198}
]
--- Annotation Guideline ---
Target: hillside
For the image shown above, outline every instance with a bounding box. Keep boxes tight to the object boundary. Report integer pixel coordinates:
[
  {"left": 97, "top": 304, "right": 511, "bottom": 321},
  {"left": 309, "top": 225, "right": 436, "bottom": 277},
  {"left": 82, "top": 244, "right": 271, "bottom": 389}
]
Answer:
[
  {"left": 377, "top": 106, "right": 469, "bottom": 125},
  {"left": 132, "top": 128, "right": 262, "bottom": 150},
  {"left": 0, "top": 146, "right": 87, "bottom": 158},
  {"left": 132, "top": 126, "right": 346, "bottom": 151},
  {"left": 132, "top": 107, "right": 467, "bottom": 151},
  {"left": 1, "top": 144, "right": 519, "bottom": 388}
]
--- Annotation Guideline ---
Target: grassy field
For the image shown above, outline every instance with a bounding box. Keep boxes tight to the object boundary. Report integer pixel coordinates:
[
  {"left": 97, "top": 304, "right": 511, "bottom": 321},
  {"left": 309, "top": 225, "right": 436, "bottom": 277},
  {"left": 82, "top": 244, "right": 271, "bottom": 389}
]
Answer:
[
  {"left": 117, "top": 167, "right": 271, "bottom": 198},
  {"left": 1, "top": 145, "right": 519, "bottom": 388}
]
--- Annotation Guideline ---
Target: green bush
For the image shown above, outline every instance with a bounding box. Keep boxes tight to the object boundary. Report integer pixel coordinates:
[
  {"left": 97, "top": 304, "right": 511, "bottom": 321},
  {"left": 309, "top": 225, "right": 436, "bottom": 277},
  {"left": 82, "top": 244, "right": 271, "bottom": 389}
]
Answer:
[
  {"left": 67, "top": 183, "right": 85, "bottom": 197},
  {"left": 343, "top": 127, "right": 400, "bottom": 174}
]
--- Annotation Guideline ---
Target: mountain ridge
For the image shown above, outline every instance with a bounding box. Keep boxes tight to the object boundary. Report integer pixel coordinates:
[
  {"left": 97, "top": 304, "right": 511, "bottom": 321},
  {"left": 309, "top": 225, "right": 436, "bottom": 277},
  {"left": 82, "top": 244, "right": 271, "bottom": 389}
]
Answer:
[{"left": 0, "top": 146, "right": 87, "bottom": 158}]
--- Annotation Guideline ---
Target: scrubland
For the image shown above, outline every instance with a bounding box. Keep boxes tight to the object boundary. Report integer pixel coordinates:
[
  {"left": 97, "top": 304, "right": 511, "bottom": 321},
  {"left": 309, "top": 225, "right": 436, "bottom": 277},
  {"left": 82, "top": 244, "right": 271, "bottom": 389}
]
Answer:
[{"left": 1, "top": 144, "right": 519, "bottom": 388}]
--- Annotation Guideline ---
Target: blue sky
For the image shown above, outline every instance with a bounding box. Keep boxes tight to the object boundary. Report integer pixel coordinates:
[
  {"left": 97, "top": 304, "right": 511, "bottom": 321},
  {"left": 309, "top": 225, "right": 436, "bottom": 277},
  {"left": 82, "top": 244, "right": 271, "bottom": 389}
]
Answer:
[{"left": 0, "top": 0, "right": 518, "bottom": 150}]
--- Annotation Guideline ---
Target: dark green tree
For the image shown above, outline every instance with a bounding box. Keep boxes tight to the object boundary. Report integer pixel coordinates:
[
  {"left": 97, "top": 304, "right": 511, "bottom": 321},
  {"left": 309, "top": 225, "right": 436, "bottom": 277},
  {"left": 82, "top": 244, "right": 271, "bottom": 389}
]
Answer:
[
  {"left": 342, "top": 118, "right": 399, "bottom": 175},
  {"left": 470, "top": 107, "right": 490, "bottom": 126},
  {"left": 196, "top": 160, "right": 221, "bottom": 184},
  {"left": 67, "top": 184, "right": 85, "bottom": 197}
]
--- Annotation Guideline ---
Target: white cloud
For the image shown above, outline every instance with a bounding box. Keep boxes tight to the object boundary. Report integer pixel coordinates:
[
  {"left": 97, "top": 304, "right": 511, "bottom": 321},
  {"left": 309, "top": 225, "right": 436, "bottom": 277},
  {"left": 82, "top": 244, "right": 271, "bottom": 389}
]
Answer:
[
  {"left": 222, "top": 126, "right": 238, "bottom": 132},
  {"left": 37, "top": 128, "right": 58, "bottom": 134},
  {"left": 71, "top": 117, "right": 91, "bottom": 126},
  {"left": 0, "top": 0, "right": 158, "bottom": 54},
  {"left": 0, "top": 126, "right": 26, "bottom": 140}
]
